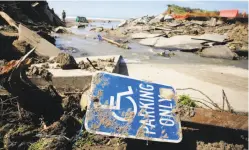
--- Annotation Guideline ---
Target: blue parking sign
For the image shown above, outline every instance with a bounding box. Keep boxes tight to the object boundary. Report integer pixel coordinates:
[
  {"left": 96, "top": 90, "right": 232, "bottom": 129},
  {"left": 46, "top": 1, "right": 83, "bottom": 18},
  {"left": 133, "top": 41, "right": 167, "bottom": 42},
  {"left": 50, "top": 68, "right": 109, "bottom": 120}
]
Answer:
[{"left": 85, "top": 72, "right": 182, "bottom": 143}]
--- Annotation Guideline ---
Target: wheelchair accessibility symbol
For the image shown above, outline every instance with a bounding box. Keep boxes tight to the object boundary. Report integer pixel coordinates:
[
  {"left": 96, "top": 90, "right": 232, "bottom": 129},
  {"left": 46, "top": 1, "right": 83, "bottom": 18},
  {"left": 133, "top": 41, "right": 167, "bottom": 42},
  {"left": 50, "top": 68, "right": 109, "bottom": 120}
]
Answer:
[{"left": 101, "top": 86, "right": 137, "bottom": 122}]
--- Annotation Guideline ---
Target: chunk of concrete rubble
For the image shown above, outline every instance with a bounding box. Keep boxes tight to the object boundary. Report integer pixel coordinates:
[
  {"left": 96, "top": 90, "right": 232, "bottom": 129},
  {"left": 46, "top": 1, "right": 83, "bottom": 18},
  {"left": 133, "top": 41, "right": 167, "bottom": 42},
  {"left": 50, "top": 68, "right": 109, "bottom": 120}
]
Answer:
[
  {"left": 18, "top": 24, "right": 60, "bottom": 57},
  {"left": 29, "top": 55, "right": 121, "bottom": 90},
  {"left": 132, "top": 15, "right": 154, "bottom": 25},
  {"left": 200, "top": 45, "right": 238, "bottom": 60},
  {"left": 192, "top": 33, "right": 227, "bottom": 43},
  {"left": 148, "top": 14, "right": 164, "bottom": 24},
  {"left": 54, "top": 53, "right": 78, "bottom": 69},
  {"left": 164, "top": 15, "right": 173, "bottom": 21},
  {"left": 140, "top": 35, "right": 205, "bottom": 51},
  {"left": 209, "top": 18, "right": 217, "bottom": 26},
  {"left": 54, "top": 26, "right": 71, "bottom": 33},
  {"left": 131, "top": 32, "right": 164, "bottom": 39},
  {"left": 118, "top": 20, "right": 127, "bottom": 27}
]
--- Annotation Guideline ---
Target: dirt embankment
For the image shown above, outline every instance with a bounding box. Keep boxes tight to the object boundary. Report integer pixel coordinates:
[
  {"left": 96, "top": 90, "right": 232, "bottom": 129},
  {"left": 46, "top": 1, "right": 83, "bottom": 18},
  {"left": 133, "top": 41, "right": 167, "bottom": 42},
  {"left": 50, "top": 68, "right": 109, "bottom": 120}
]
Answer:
[
  {"left": 0, "top": 1, "right": 64, "bottom": 27},
  {"left": 0, "top": 1, "right": 63, "bottom": 61},
  {"left": 93, "top": 9, "right": 248, "bottom": 60}
]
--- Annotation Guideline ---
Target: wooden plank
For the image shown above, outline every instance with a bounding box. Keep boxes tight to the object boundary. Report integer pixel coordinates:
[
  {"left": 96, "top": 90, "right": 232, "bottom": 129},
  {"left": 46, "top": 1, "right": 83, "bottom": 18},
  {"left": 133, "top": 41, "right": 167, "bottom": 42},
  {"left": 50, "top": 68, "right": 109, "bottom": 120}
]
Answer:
[
  {"left": 180, "top": 107, "right": 248, "bottom": 131},
  {"left": 0, "top": 11, "right": 18, "bottom": 29}
]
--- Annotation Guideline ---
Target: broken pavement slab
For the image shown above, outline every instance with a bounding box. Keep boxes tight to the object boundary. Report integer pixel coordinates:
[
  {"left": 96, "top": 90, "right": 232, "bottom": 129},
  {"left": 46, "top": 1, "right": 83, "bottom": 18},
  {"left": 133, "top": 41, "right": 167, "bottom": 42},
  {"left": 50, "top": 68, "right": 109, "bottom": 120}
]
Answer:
[
  {"left": 18, "top": 24, "right": 61, "bottom": 57},
  {"left": 131, "top": 32, "right": 165, "bottom": 39},
  {"left": 191, "top": 33, "right": 227, "bottom": 43},
  {"left": 148, "top": 14, "right": 164, "bottom": 24},
  {"left": 29, "top": 55, "right": 121, "bottom": 90},
  {"left": 140, "top": 35, "right": 205, "bottom": 51},
  {"left": 139, "top": 37, "right": 160, "bottom": 46}
]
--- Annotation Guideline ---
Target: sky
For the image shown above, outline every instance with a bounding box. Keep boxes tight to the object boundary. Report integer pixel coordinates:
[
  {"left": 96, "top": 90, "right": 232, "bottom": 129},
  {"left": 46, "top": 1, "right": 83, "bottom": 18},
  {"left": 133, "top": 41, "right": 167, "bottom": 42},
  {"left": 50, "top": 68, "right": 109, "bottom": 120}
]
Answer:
[{"left": 48, "top": 1, "right": 249, "bottom": 19}]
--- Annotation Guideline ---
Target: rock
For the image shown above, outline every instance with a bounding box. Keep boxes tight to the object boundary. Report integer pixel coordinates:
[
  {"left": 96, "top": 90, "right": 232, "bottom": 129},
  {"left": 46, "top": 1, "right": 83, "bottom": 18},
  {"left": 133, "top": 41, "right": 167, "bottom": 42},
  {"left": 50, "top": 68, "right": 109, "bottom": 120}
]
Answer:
[
  {"left": 54, "top": 26, "right": 71, "bottom": 33},
  {"left": 54, "top": 53, "right": 78, "bottom": 69},
  {"left": 200, "top": 45, "right": 238, "bottom": 60},
  {"left": 148, "top": 14, "right": 164, "bottom": 24},
  {"left": 131, "top": 32, "right": 164, "bottom": 39},
  {"left": 118, "top": 20, "right": 127, "bottom": 27}
]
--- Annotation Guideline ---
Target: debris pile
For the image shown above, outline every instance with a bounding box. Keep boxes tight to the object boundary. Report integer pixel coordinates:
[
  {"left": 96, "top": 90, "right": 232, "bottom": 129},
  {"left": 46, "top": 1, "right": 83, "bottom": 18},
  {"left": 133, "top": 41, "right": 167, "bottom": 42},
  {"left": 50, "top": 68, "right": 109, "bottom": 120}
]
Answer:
[
  {"left": 0, "top": 1, "right": 64, "bottom": 27},
  {"left": 0, "top": 2, "right": 248, "bottom": 150},
  {"left": 0, "top": 51, "right": 125, "bottom": 150},
  {"left": 107, "top": 5, "right": 248, "bottom": 59},
  {"left": 27, "top": 65, "right": 53, "bottom": 81}
]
